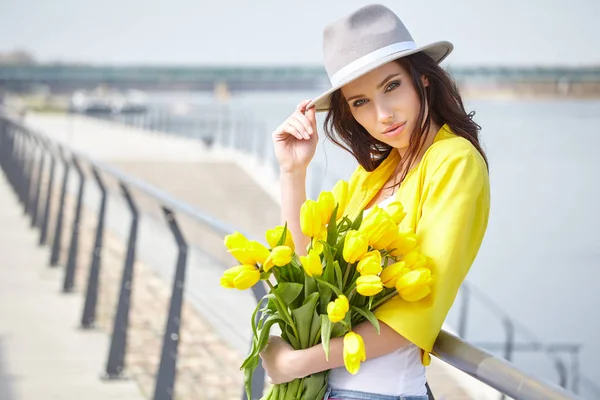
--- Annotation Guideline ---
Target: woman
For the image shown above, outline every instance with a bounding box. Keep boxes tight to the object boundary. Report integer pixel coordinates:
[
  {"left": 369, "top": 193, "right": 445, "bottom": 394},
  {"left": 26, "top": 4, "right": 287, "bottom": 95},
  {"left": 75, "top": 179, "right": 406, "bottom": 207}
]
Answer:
[{"left": 260, "top": 4, "right": 490, "bottom": 400}]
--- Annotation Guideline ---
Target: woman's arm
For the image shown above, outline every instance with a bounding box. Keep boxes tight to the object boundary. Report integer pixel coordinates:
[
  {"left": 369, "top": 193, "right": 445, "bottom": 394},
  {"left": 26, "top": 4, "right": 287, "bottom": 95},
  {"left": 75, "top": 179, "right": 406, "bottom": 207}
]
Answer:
[
  {"left": 280, "top": 169, "right": 310, "bottom": 256},
  {"left": 295, "top": 319, "right": 410, "bottom": 377},
  {"left": 261, "top": 319, "right": 410, "bottom": 384},
  {"left": 271, "top": 101, "right": 318, "bottom": 255}
]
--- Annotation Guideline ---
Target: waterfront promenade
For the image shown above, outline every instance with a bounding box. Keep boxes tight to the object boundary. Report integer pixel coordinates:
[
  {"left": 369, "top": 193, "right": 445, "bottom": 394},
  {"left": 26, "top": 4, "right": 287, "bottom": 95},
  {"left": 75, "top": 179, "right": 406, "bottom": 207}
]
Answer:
[
  {"left": 0, "top": 111, "right": 503, "bottom": 399},
  {"left": 0, "top": 171, "right": 145, "bottom": 400}
]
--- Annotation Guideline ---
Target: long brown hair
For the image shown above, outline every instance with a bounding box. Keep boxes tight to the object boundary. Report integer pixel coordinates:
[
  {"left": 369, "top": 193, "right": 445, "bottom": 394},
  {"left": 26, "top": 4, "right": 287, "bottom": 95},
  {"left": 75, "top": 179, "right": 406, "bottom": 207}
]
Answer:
[{"left": 323, "top": 52, "right": 488, "bottom": 183}]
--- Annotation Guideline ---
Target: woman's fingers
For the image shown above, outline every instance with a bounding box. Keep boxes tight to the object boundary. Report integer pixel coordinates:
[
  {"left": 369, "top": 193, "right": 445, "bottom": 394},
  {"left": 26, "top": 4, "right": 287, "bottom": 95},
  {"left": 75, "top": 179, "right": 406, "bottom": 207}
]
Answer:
[
  {"left": 286, "top": 117, "right": 309, "bottom": 140},
  {"left": 296, "top": 99, "right": 312, "bottom": 113},
  {"left": 273, "top": 100, "right": 317, "bottom": 142}
]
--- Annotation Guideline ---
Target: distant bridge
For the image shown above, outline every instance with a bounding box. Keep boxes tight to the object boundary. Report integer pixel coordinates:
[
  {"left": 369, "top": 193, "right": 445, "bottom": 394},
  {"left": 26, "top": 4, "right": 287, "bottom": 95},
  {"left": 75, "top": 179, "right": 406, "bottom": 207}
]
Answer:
[{"left": 0, "top": 64, "right": 599, "bottom": 93}]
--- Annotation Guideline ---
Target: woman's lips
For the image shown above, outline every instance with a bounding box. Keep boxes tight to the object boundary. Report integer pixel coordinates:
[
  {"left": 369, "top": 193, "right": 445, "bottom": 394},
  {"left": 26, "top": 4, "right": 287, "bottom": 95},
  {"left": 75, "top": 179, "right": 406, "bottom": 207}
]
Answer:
[{"left": 382, "top": 122, "right": 406, "bottom": 137}]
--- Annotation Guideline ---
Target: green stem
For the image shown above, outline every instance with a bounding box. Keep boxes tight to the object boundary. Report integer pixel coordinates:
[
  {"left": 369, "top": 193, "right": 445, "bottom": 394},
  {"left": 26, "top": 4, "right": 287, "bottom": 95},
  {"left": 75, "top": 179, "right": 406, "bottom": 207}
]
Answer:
[
  {"left": 342, "top": 260, "right": 354, "bottom": 289},
  {"left": 371, "top": 289, "right": 398, "bottom": 311},
  {"left": 266, "top": 280, "right": 300, "bottom": 340}
]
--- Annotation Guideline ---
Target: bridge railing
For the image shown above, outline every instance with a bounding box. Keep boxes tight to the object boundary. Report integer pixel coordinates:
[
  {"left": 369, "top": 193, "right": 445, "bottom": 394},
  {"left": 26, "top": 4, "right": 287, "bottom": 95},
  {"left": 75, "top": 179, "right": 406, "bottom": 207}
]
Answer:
[{"left": 0, "top": 111, "right": 585, "bottom": 400}]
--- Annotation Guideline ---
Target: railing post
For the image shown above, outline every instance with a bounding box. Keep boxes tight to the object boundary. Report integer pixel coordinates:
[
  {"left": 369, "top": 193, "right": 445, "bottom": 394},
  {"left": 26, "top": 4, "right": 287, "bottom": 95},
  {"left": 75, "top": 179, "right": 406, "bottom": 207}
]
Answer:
[
  {"left": 81, "top": 168, "right": 106, "bottom": 329},
  {"left": 19, "top": 133, "right": 32, "bottom": 209},
  {"left": 81, "top": 168, "right": 107, "bottom": 328},
  {"left": 31, "top": 138, "right": 46, "bottom": 228},
  {"left": 50, "top": 149, "right": 70, "bottom": 266},
  {"left": 105, "top": 183, "right": 138, "bottom": 379},
  {"left": 153, "top": 208, "right": 188, "bottom": 400},
  {"left": 24, "top": 134, "right": 37, "bottom": 215},
  {"left": 39, "top": 141, "right": 56, "bottom": 245},
  {"left": 63, "top": 157, "right": 86, "bottom": 292},
  {"left": 499, "top": 319, "right": 515, "bottom": 400},
  {"left": 458, "top": 284, "right": 470, "bottom": 338}
]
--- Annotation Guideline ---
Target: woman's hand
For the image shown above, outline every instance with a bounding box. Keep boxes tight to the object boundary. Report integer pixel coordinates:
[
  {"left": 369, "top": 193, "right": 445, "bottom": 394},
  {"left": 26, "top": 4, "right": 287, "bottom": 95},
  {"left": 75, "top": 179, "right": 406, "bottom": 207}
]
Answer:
[
  {"left": 259, "top": 336, "right": 303, "bottom": 384},
  {"left": 272, "top": 100, "right": 318, "bottom": 173}
]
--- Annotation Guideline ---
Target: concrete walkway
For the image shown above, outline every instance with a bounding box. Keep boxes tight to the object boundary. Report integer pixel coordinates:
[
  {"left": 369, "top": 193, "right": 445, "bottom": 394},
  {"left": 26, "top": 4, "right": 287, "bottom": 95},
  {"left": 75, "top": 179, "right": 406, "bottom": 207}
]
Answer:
[{"left": 0, "top": 174, "right": 145, "bottom": 400}]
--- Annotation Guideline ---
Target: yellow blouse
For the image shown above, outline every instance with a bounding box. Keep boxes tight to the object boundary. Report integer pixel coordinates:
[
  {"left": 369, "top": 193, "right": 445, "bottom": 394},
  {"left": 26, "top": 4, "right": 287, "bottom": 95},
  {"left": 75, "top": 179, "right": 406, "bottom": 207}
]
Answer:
[{"left": 344, "top": 124, "right": 490, "bottom": 363}]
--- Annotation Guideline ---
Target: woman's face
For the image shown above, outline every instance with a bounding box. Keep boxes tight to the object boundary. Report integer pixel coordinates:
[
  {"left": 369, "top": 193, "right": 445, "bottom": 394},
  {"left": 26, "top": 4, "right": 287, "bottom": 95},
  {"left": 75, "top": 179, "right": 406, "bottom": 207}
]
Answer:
[{"left": 340, "top": 61, "right": 424, "bottom": 151}]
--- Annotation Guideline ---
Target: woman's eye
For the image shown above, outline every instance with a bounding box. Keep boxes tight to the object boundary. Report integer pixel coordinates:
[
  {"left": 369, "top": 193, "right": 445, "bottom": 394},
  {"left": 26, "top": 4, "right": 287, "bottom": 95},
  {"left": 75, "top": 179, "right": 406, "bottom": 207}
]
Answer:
[
  {"left": 352, "top": 99, "right": 367, "bottom": 107},
  {"left": 385, "top": 81, "right": 401, "bottom": 92}
]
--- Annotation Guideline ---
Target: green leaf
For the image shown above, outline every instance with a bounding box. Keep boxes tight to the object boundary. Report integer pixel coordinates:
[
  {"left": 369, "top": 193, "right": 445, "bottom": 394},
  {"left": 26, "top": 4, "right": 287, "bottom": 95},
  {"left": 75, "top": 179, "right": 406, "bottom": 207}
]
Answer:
[
  {"left": 320, "top": 315, "right": 333, "bottom": 361},
  {"left": 285, "top": 324, "right": 301, "bottom": 349},
  {"left": 331, "top": 321, "right": 349, "bottom": 338},
  {"left": 309, "top": 310, "right": 321, "bottom": 347},
  {"left": 322, "top": 244, "right": 334, "bottom": 272},
  {"left": 256, "top": 315, "right": 284, "bottom": 354},
  {"left": 304, "top": 274, "right": 317, "bottom": 301},
  {"left": 351, "top": 306, "right": 380, "bottom": 335},
  {"left": 250, "top": 297, "right": 264, "bottom": 339},
  {"left": 284, "top": 379, "right": 300, "bottom": 399},
  {"left": 277, "top": 222, "right": 288, "bottom": 247},
  {"left": 243, "top": 352, "right": 260, "bottom": 399},
  {"left": 327, "top": 204, "right": 339, "bottom": 246},
  {"left": 274, "top": 282, "right": 303, "bottom": 305},
  {"left": 300, "top": 372, "right": 328, "bottom": 400},
  {"left": 333, "top": 261, "right": 343, "bottom": 289},
  {"left": 351, "top": 209, "right": 364, "bottom": 231},
  {"left": 316, "top": 280, "right": 332, "bottom": 315},
  {"left": 339, "top": 216, "right": 353, "bottom": 233},
  {"left": 313, "top": 277, "right": 343, "bottom": 297},
  {"left": 291, "top": 292, "right": 320, "bottom": 348}
]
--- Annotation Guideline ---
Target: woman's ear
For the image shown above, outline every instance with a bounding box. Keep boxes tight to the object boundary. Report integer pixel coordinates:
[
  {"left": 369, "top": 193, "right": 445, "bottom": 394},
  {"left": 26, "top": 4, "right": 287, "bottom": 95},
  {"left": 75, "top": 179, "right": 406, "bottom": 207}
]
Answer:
[{"left": 421, "top": 75, "right": 430, "bottom": 87}]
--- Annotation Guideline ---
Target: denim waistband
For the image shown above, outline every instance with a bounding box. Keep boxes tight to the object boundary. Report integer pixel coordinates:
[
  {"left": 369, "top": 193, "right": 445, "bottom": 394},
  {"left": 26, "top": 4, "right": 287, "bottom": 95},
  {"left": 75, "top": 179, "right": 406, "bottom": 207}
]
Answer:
[{"left": 324, "top": 388, "right": 428, "bottom": 400}]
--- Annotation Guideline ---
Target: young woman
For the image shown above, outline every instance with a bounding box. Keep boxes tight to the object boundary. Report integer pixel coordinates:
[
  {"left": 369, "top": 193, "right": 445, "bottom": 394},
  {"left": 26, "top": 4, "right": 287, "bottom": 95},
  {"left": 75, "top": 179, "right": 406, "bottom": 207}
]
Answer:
[{"left": 260, "top": 4, "right": 490, "bottom": 400}]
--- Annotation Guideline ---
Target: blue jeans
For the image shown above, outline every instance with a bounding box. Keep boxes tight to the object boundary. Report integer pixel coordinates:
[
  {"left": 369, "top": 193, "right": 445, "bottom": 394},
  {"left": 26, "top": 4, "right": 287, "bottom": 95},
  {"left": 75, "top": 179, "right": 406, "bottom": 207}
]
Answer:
[{"left": 324, "top": 388, "right": 428, "bottom": 400}]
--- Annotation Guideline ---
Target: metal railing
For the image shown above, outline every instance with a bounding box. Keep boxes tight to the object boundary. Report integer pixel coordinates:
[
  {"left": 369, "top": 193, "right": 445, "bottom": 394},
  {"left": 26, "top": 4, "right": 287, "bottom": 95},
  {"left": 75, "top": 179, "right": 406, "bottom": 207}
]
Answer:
[
  {"left": 98, "top": 104, "right": 596, "bottom": 397},
  {"left": 0, "top": 111, "right": 586, "bottom": 400}
]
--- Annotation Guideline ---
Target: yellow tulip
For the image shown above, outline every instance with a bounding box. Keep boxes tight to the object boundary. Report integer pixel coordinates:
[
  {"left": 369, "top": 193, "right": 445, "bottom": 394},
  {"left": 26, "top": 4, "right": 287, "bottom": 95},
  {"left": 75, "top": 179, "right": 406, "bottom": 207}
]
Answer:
[
  {"left": 380, "top": 261, "right": 409, "bottom": 288},
  {"left": 317, "top": 191, "right": 335, "bottom": 225},
  {"left": 343, "top": 332, "right": 366, "bottom": 375},
  {"left": 265, "top": 225, "right": 295, "bottom": 251},
  {"left": 224, "top": 231, "right": 249, "bottom": 249},
  {"left": 326, "top": 294, "right": 349, "bottom": 323},
  {"left": 299, "top": 249, "right": 323, "bottom": 277},
  {"left": 343, "top": 230, "right": 369, "bottom": 264},
  {"left": 311, "top": 225, "right": 328, "bottom": 255},
  {"left": 263, "top": 245, "right": 293, "bottom": 272},
  {"left": 356, "top": 250, "right": 383, "bottom": 276},
  {"left": 388, "top": 230, "right": 418, "bottom": 257},
  {"left": 227, "top": 240, "right": 270, "bottom": 265},
  {"left": 356, "top": 275, "right": 383, "bottom": 296},
  {"left": 396, "top": 267, "right": 433, "bottom": 302},
  {"left": 359, "top": 206, "right": 397, "bottom": 248},
  {"left": 384, "top": 201, "right": 407, "bottom": 225},
  {"left": 220, "top": 264, "right": 260, "bottom": 290},
  {"left": 300, "top": 200, "right": 322, "bottom": 238},
  {"left": 371, "top": 220, "right": 399, "bottom": 250},
  {"left": 403, "top": 248, "right": 428, "bottom": 269},
  {"left": 332, "top": 180, "right": 349, "bottom": 219},
  {"left": 224, "top": 232, "right": 255, "bottom": 264}
]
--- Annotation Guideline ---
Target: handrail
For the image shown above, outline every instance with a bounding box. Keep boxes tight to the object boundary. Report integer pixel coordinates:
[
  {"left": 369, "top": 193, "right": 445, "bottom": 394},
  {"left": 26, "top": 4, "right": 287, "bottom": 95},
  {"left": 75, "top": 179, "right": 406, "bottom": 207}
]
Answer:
[
  {"left": 434, "top": 331, "right": 581, "bottom": 400},
  {"left": 0, "top": 111, "right": 584, "bottom": 400}
]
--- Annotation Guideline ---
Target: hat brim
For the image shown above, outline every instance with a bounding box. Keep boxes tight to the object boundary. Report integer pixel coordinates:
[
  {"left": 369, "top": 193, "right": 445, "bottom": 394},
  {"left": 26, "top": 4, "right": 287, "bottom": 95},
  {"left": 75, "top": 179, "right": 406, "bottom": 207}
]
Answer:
[{"left": 308, "top": 41, "right": 453, "bottom": 113}]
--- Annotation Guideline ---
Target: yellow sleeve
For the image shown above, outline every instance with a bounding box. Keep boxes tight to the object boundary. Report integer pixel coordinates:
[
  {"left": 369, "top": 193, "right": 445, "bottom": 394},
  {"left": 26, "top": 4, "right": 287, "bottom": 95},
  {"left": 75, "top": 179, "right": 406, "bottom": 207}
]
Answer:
[{"left": 374, "top": 141, "right": 490, "bottom": 357}]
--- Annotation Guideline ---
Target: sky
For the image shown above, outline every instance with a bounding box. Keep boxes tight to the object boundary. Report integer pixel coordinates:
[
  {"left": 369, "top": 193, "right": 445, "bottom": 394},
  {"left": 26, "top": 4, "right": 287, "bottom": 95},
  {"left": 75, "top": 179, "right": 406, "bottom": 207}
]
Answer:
[{"left": 0, "top": 0, "right": 599, "bottom": 67}]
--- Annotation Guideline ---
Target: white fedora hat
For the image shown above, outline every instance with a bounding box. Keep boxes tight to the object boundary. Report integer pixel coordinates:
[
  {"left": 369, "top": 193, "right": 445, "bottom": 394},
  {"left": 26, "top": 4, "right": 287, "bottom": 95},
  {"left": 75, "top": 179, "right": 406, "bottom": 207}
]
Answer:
[{"left": 308, "top": 4, "right": 453, "bottom": 112}]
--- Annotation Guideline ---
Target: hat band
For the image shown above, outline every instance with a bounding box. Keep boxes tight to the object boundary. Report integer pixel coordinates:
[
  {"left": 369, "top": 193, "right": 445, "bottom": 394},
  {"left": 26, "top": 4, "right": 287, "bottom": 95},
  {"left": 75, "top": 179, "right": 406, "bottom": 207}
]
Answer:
[{"left": 329, "top": 41, "right": 416, "bottom": 87}]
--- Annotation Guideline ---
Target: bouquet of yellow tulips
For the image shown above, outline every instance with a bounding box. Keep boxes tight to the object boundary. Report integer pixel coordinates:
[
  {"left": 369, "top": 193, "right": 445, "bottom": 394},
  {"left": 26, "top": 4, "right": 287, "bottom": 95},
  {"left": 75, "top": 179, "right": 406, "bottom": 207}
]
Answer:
[{"left": 220, "top": 180, "right": 435, "bottom": 400}]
